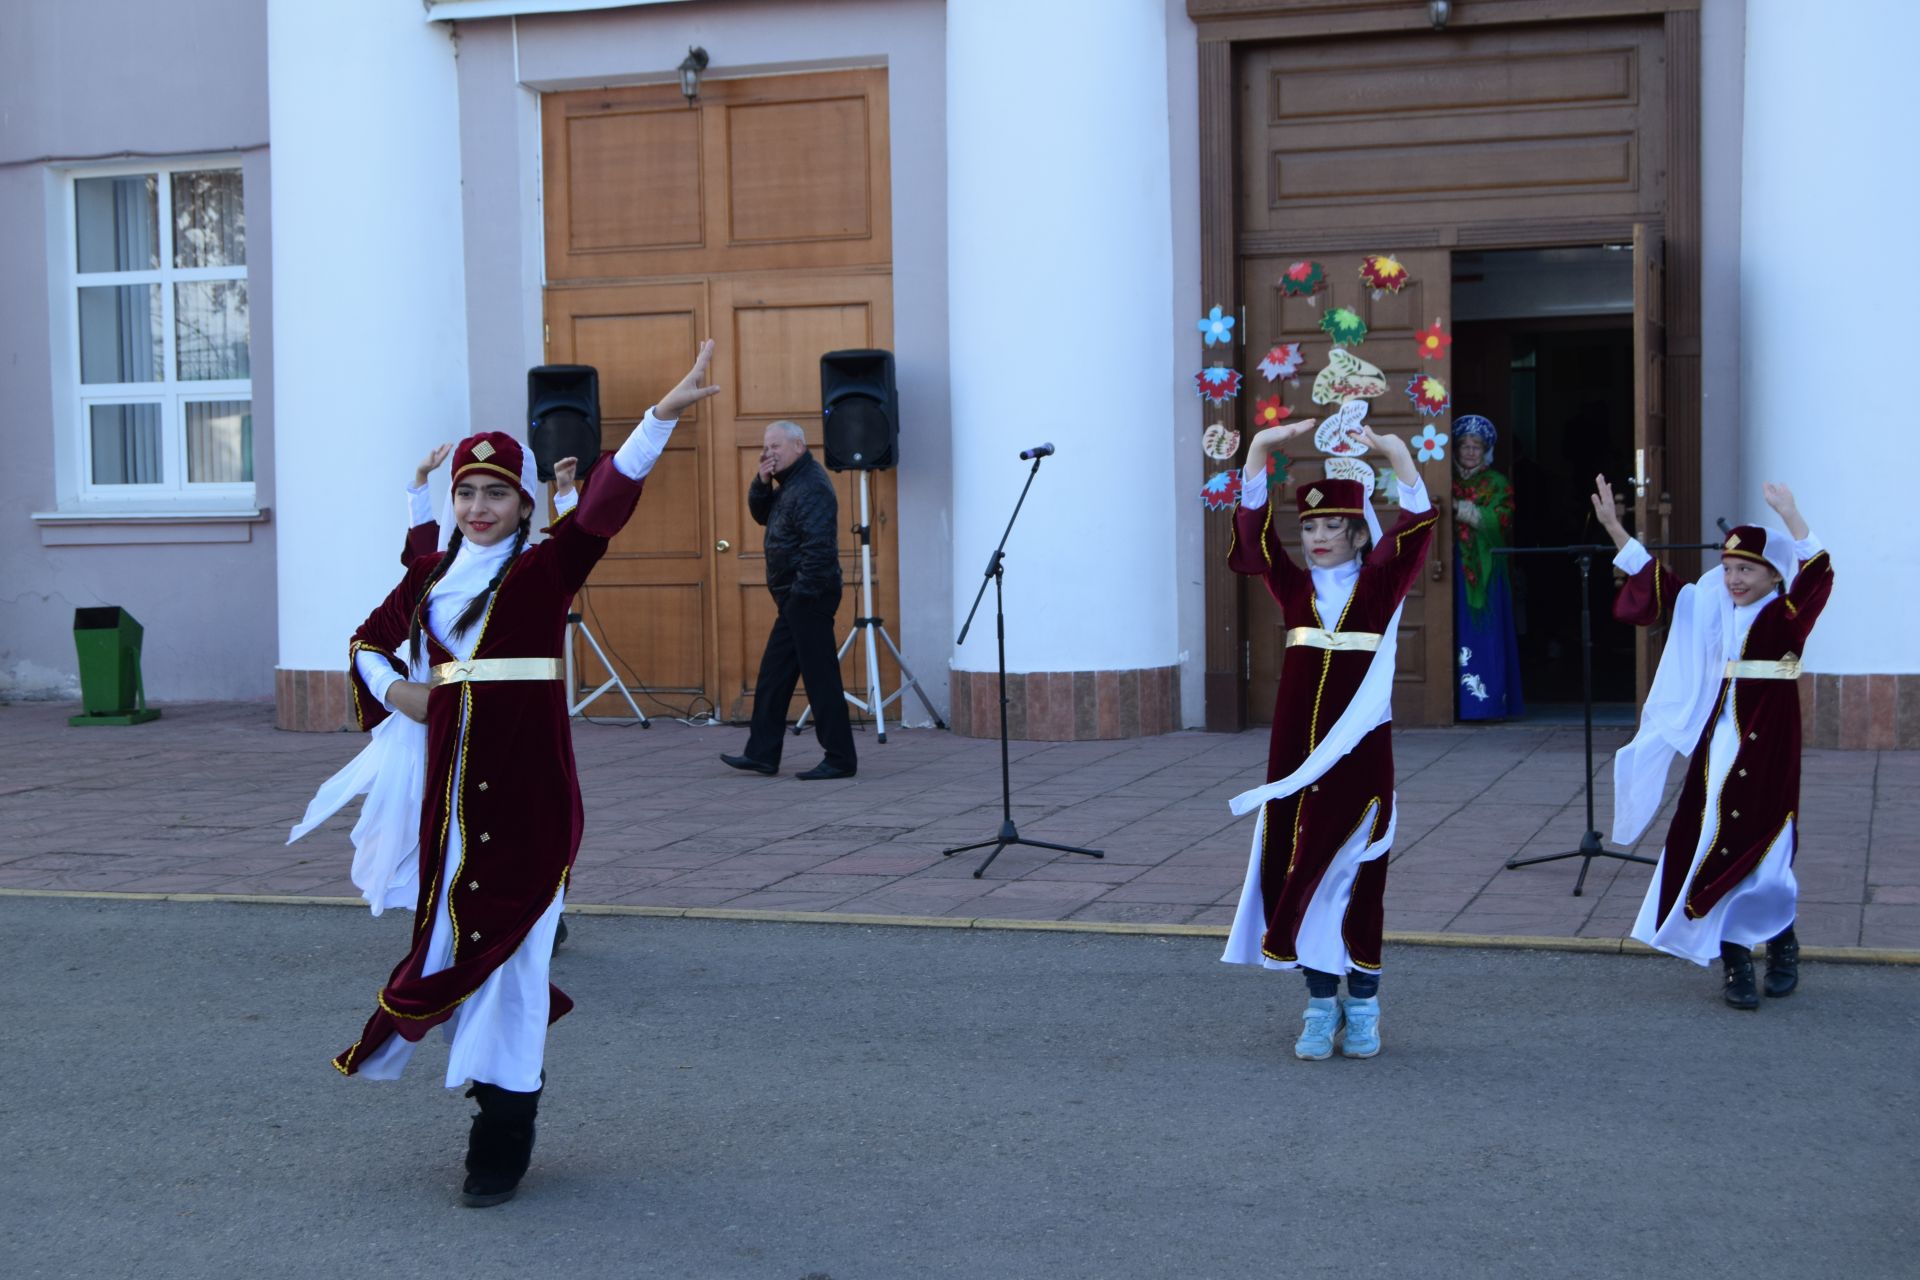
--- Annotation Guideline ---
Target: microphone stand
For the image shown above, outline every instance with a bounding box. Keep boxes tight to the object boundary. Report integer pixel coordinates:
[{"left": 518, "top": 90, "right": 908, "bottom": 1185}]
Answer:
[
  {"left": 943, "top": 454, "right": 1104, "bottom": 878},
  {"left": 1494, "top": 538, "right": 1720, "bottom": 896}
]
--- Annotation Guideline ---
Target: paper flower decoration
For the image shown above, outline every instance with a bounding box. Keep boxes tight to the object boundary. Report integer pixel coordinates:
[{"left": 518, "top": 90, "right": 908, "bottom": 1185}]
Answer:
[
  {"left": 1195, "top": 365, "right": 1243, "bottom": 403},
  {"left": 1376, "top": 466, "right": 1401, "bottom": 507},
  {"left": 1197, "top": 305, "right": 1236, "bottom": 348},
  {"left": 1251, "top": 396, "right": 1290, "bottom": 430},
  {"left": 1278, "top": 260, "right": 1327, "bottom": 299},
  {"left": 1414, "top": 318, "right": 1452, "bottom": 361},
  {"left": 1201, "top": 424, "right": 1241, "bottom": 462},
  {"left": 1200, "top": 469, "right": 1243, "bottom": 511},
  {"left": 1314, "top": 399, "right": 1369, "bottom": 456},
  {"left": 1413, "top": 423, "right": 1450, "bottom": 462},
  {"left": 1360, "top": 254, "right": 1410, "bottom": 298},
  {"left": 1319, "top": 307, "right": 1369, "bottom": 346},
  {"left": 1268, "top": 452, "right": 1290, "bottom": 481},
  {"left": 1311, "top": 349, "right": 1388, "bottom": 405},
  {"left": 1405, "top": 374, "right": 1450, "bottom": 417},
  {"left": 1258, "top": 342, "right": 1304, "bottom": 383}
]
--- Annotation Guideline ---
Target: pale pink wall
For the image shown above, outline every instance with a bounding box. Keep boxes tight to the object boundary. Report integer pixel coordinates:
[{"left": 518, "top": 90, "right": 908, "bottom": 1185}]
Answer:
[{"left": 0, "top": 0, "right": 277, "bottom": 701}]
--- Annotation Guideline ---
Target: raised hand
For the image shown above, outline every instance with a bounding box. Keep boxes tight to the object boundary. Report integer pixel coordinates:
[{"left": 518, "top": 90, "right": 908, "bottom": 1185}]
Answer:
[
  {"left": 656, "top": 339, "right": 721, "bottom": 420},
  {"left": 413, "top": 443, "right": 452, "bottom": 488},
  {"left": 1246, "top": 417, "right": 1314, "bottom": 469},
  {"left": 552, "top": 456, "right": 578, "bottom": 496},
  {"left": 1357, "top": 425, "right": 1417, "bottom": 486},
  {"left": 1763, "top": 481, "right": 1809, "bottom": 539},
  {"left": 1590, "top": 474, "right": 1629, "bottom": 550}
]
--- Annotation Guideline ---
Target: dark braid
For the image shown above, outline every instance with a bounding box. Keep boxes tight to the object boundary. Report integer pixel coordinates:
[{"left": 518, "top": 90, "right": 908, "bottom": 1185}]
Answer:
[
  {"left": 446, "top": 516, "right": 531, "bottom": 643},
  {"left": 408, "top": 528, "right": 465, "bottom": 668}
]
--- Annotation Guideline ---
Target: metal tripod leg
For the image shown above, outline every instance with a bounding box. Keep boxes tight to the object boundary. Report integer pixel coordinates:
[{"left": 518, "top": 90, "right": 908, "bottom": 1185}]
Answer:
[{"left": 565, "top": 614, "right": 649, "bottom": 725}]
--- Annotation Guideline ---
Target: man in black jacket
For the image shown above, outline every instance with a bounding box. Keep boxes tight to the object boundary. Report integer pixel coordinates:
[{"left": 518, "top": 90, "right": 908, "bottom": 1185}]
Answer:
[{"left": 721, "top": 420, "right": 858, "bottom": 779}]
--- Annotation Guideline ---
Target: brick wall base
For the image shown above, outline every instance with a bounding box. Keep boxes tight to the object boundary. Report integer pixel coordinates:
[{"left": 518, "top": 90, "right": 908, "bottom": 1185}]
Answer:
[
  {"left": 948, "top": 665, "right": 1182, "bottom": 741},
  {"left": 1799, "top": 673, "right": 1920, "bottom": 749},
  {"left": 275, "top": 668, "right": 356, "bottom": 732}
]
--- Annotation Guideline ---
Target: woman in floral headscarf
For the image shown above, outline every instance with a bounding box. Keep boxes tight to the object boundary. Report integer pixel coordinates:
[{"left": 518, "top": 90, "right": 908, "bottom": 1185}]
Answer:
[{"left": 1451, "top": 415, "right": 1523, "bottom": 720}]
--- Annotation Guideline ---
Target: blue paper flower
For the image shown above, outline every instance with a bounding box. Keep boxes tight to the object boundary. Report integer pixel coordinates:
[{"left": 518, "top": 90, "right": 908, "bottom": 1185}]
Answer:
[
  {"left": 1413, "top": 424, "right": 1450, "bottom": 462},
  {"left": 1197, "top": 305, "right": 1236, "bottom": 348}
]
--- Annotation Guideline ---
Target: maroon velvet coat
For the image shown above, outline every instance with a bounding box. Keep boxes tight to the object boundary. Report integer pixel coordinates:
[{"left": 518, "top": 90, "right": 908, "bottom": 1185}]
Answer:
[
  {"left": 1615, "top": 545, "right": 1834, "bottom": 925},
  {"left": 333, "top": 464, "right": 642, "bottom": 1076},
  {"left": 1227, "top": 497, "right": 1438, "bottom": 968}
]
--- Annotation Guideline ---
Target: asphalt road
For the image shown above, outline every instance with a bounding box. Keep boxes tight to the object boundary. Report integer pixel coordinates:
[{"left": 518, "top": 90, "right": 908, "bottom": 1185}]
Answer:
[{"left": 1, "top": 897, "right": 1914, "bottom": 1280}]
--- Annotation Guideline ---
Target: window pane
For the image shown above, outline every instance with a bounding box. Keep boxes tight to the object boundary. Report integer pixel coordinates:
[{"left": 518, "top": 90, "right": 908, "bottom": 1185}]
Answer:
[
  {"left": 172, "top": 170, "right": 246, "bottom": 268},
  {"left": 78, "top": 285, "right": 163, "bottom": 383},
  {"left": 185, "top": 400, "right": 252, "bottom": 483},
  {"left": 89, "top": 403, "right": 164, "bottom": 485},
  {"left": 75, "top": 175, "right": 159, "bottom": 273},
  {"left": 175, "top": 280, "right": 250, "bottom": 380}
]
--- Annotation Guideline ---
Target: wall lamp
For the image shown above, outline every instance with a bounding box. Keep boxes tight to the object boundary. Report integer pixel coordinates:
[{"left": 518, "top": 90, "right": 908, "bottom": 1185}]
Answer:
[
  {"left": 678, "top": 46, "right": 709, "bottom": 104},
  {"left": 1428, "top": 0, "right": 1452, "bottom": 29}
]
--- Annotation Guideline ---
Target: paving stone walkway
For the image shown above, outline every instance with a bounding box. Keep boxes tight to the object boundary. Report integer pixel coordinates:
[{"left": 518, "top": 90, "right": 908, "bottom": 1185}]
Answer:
[{"left": 2, "top": 700, "right": 1915, "bottom": 951}]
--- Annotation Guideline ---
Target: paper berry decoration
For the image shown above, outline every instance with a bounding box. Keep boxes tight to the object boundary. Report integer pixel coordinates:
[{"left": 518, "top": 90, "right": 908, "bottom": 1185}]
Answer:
[
  {"left": 1195, "top": 366, "right": 1243, "bottom": 403},
  {"left": 1197, "top": 305, "right": 1235, "bottom": 348},
  {"left": 1278, "top": 260, "right": 1327, "bottom": 300},
  {"left": 1405, "top": 374, "right": 1450, "bottom": 417},
  {"left": 1257, "top": 342, "right": 1304, "bottom": 383},
  {"left": 1201, "top": 424, "right": 1241, "bottom": 462},
  {"left": 1319, "top": 306, "right": 1369, "bottom": 346},
  {"left": 1359, "top": 255, "right": 1410, "bottom": 298},
  {"left": 1251, "top": 396, "right": 1290, "bottom": 429},
  {"left": 1200, "top": 469, "right": 1243, "bottom": 511},
  {"left": 1414, "top": 319, "right": 1452, "bottom": 361}
]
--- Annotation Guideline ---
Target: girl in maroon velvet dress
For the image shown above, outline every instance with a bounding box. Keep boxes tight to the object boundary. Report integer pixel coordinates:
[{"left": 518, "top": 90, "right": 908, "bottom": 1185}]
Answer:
[
  {"left": 1593, "top": 477, "right": 1832, "bottom": 1009},
  {"left": 328, "top": 342, "right": 716, "bottom": 1206},
  {"left": 1221, "top": 419, "right": 1438, "bottom": 1060}
]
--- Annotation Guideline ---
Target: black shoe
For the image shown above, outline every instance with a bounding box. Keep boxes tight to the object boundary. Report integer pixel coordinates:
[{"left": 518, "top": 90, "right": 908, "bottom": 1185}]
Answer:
[
  {"left": 796, "top": 761, "right": 857, "bottom": 780},
  {"left": 1764, "top": 927, "right": 1800, "bottom": 998},
  {"left": 1721, "top": 943, "right": 1759, "bottom": 1011},
  {"left": 720, "top": 752, "right": 777, "bottom": 776},
  {"left": 461, "top": 1080, "right": 542, "bottom": 1207}
]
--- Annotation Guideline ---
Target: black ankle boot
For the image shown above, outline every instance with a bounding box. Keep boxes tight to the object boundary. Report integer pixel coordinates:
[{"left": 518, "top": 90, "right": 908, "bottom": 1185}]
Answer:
[
  {"left": 1720, "top": 942, "right": 1759, "bottom": 1011},
  {"left": 461, "top": 1080, "right": 542, "bottom": 1207},
  {"left": 1764, "top": 926, "right": 1800, "bottom": 998}
]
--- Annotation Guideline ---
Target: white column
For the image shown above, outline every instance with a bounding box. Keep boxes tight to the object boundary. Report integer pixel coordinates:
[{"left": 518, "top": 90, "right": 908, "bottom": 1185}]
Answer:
[
  {"left": 269, "top": 1, "right": 472, "bottom": 673},
  {"left": 1738, "top": 0, "right": 1919, "bottom": 673},
  {"left": 946, "top": 0, "right": 1178, "bottom": 675}
]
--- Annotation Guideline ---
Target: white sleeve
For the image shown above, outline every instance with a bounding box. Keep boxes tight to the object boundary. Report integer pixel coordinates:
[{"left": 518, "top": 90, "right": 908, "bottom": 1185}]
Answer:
[
  {"left": 355, "top": 649, "right": 404, "bottom": 710},
  {"left": 1397, "top": 476, "right": 1432, "bottom": 515},
  {"left": 1613, "top": 538, "right": 1652, "bottom": 576},
  {"left": 1239, "top": 465, "right": 1269, "bottom": 510},
  {"left": 1793, "top": 532, "right": 1823, "bottom": 562},
  {"left": 406, "top": 482, "right": 433, "bottom": 529},
  {"left": 552, "top": 488, "right": 578, "bottom": 516},
  {"left": 611, "top": 408, "right": 678, "bottom": 481}
]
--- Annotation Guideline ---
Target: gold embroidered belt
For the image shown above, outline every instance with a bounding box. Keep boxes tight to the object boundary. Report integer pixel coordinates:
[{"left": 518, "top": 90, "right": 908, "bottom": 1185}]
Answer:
[
  {"left": 1725, "top": 657, "right": 1801, "bottom": 680},
  {"left": 1286, "top": 628, "right": 1382, "bottom": 653},
  {"left": 429, "top": 658, "right": 564, "bottom": 688}
]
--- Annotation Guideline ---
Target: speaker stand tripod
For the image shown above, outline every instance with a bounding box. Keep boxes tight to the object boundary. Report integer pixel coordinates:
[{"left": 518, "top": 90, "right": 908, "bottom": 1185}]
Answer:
[
  {"left": 564, "top": 606, "right": 649, "bottom": 725},
  {"left": 795, "top": 469, "right": 946, "bottom": 743}
]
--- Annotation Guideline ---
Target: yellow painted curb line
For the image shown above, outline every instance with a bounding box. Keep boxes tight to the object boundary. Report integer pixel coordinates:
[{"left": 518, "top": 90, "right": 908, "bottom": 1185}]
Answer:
[{"left": 4, "top": 887, "right": 1916, "bottom": 965}]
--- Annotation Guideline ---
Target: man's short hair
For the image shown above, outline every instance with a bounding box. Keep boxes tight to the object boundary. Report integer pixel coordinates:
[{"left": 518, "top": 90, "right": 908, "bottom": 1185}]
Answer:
[{"left": 767, "top": 420, "right": 807, "bottom": 446}]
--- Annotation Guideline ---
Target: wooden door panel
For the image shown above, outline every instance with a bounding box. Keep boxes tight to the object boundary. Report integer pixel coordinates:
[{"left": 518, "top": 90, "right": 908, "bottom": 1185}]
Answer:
[
  {"left": 1632, "top": 222, "right": 1668, "bottom": 702},
  {"left": 1240, "top": 249, "right": 1453, "bottom": 727}
]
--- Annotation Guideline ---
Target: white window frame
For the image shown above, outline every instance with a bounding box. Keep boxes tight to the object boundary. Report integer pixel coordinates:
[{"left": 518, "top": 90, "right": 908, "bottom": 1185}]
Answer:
[{"left": 52, "top": 157, "right": 254, "bottom": 512}]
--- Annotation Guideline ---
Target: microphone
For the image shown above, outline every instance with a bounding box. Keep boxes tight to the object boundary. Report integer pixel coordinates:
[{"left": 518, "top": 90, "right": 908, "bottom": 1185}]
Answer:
[{"left": 1019, "top": 442, "right": 1056, "bottom": 460}]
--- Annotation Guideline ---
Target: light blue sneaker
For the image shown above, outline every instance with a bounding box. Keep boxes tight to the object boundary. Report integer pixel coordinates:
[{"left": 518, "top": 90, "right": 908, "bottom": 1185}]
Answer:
[
  {"left": 1340, "top": 995, "right": 1381, "bottom": 1058},
  {"left": 1294, "top": 996, "right": 1343, "bottom": 1060}
]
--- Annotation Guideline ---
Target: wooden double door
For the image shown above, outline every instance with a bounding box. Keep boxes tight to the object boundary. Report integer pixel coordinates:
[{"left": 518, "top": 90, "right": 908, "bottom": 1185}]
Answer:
[{"left": 541, "top": 71, "right": 898, "bottom": 721}]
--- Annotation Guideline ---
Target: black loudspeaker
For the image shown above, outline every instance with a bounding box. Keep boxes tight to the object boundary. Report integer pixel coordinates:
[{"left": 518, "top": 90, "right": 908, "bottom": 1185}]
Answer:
[
  {"left": 527, "top": 364, "right": 602, "bottom": 483},
  {"left": 820, "top": 348, "right": 898, "bottom": 472}
]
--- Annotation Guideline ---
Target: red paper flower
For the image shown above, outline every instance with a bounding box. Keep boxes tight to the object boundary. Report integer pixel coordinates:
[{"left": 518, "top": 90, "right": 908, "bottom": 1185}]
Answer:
[
  {"left": 1414, "top": 319, "right": 1452, "bottom": 360},
  {"left": 1251, "top": 396, "right": 1290, "bottom": 429},
  {"left": 1278, "top": 260, "right": 1327, "bottom": 297},
  {"left": 1195, "top": 366, "right": 1243, "bottom": 404}
]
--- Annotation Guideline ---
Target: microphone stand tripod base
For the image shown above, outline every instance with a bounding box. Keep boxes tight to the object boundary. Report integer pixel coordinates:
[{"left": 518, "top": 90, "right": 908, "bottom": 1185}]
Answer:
[
  {"left": 1504, "top": 829, "right": 1653, "bottom": 898},
  {"left": 944, "top": 819, "right": 1104, "bottom": 880}
]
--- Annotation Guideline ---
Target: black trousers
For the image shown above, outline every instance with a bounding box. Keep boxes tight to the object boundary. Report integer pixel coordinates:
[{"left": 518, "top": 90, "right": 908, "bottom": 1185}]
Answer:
[{"left": 743, "top": 586, "right": 857, "bottom": 770}]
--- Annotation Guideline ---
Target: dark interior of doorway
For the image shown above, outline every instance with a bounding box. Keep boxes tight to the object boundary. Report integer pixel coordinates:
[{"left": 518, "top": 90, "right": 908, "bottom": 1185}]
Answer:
[{"left": 1451, "top": 247, "right": 1639, "bottom": 722}]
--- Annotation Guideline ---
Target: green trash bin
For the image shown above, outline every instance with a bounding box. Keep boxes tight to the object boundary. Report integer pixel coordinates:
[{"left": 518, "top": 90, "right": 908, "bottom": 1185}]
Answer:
[{"left": 69, "top": 606, "right": 161, "bottom": 726}]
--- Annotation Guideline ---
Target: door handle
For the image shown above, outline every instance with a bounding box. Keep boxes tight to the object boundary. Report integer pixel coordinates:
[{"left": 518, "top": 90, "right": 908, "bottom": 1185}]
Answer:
[{"left": 715, "top": 539, "right": 731, "bottom": 553}]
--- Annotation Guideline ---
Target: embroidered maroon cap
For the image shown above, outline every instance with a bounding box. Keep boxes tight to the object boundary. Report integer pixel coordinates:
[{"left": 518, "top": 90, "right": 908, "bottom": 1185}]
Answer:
[
  {"left": 1720, "top": 525, "right": 1771, "bottom": 567},
  {"left": 1295, "top": 478, "right": 1367, "bottom": 519},
  {"left": 451, "top": 432, "right": 533, "bottom": 505}
]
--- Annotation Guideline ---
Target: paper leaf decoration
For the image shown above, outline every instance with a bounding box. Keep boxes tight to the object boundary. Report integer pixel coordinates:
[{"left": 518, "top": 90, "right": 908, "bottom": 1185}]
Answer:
[
  {"left": 1195, "top": 365, "right": 1243, "bottom": 403},
  {"left": 1413, "top": 424, "right": 1450, "bottom": 462},
  {"left": 1268, "top": 452, "right": 1290, "bottom": 481},
  {"left": 1414, "top": 318, "right": 1452, "bottom": 361},
  {"left": 1406, "top": 374, "right": 1450, "bottom": 417},
  {"left": 1311, "top": 348, "right": 1389, "bottom": 405},
  {"left": 1197, "top": 305, "right": 1235, "bottom": 348},
  {"left": 1359, "top": 254, "right": 1410, "bottom": 298},
  {"left": 1250, "top": 396, "right": 1291, "bottom": 430},
  {"left": 1314, "top": 400, "right": 1370, "bottom": 456},
  {"left": 1325, "top": 454, "right": 1377, "bottom": 498},
  {"left": 1201, "top": 424, "right": 1241, "bottom": 462},
  {"left": 1278, "top": 260, "right": 1327, "bottom": 298},
  {"left": 1374, "top": 465, "right": 1401, "bottom": 507},
  {"left": 1258, "top": 342, "right": 1305, "bottom": 383},
  {"left": 1319, "top": 306, "right": 1369, "bottom": 346},
  {"left": 1200, "top": 469, "right": 1243, "bottom": 511}
]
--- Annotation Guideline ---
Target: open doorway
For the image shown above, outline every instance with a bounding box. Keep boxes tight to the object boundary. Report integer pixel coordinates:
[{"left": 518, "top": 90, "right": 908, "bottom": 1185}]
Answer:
[{"left": 1451, "top": 247, "right": 1640, "bottom": 723}]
